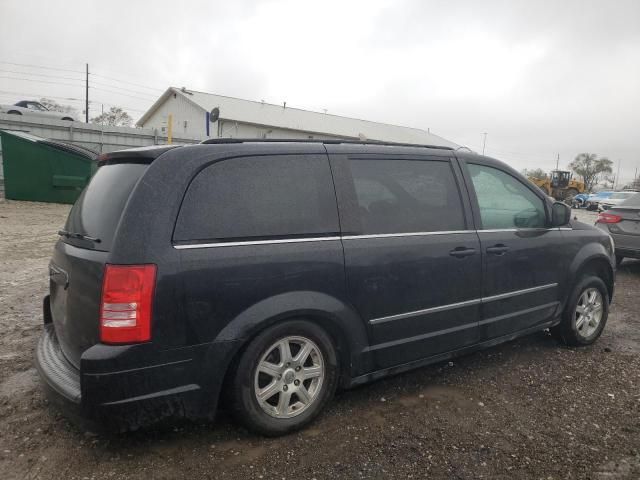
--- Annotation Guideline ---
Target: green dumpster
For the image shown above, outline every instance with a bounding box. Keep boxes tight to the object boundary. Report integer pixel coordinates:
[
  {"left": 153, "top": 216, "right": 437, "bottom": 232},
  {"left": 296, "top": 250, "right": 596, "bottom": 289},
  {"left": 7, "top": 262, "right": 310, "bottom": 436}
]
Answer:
[{"left": 0, "top": 130, "right": 98, "bottom": 204}]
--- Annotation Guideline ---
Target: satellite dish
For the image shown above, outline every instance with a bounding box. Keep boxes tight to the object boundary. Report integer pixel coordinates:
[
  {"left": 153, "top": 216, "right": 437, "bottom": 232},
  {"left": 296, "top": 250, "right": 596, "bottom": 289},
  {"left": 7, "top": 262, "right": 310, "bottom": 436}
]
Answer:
[{"left": 210, "top": 107, "right": 220, "bottom": 123}]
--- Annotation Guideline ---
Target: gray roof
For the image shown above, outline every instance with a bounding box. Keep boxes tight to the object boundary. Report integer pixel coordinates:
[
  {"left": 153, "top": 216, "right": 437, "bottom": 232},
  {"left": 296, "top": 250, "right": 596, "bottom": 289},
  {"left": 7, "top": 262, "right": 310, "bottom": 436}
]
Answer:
[{"left": 137, "top": 87, "right": 458, "bottom": 148}]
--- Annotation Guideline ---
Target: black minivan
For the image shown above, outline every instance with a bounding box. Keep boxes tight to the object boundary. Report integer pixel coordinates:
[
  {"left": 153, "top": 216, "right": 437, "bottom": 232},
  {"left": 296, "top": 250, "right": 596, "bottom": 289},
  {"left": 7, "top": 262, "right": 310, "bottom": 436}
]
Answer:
[{"left": 36, "top": 140, "right": 615, "bottom": 436}]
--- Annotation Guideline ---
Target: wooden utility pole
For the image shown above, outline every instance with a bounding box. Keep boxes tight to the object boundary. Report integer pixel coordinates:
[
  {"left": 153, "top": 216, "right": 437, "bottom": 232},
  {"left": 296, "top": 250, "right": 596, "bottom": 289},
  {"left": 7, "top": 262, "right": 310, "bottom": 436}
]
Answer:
[{"left": 85, "top": 63, "right": 89, "bottom": 123}]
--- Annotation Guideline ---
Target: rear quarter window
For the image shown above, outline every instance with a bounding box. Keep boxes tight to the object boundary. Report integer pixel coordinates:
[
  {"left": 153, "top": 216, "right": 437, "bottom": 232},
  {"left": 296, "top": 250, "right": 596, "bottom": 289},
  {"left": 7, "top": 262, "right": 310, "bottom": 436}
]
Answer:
[{"left": 174, "top": 155, "right": 339, "bottom": 242}]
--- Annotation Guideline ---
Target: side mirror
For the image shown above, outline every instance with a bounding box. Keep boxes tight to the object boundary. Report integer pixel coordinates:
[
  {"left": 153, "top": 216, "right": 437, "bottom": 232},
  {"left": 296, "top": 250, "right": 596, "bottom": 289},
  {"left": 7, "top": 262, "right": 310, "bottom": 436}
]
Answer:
[{"left": 551, "top": 201, "right": 571, "bottom": 226}]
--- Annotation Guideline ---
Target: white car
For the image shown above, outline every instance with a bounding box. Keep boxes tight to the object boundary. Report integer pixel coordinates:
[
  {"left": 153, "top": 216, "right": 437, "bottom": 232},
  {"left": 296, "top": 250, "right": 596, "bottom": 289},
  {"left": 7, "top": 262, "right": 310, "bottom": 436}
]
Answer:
[
  {"left": 597, "top": 191, "right": 640, "bottom": 211},
  {"left": 0, "top": 101, "right": 74, "bottom": 121}
]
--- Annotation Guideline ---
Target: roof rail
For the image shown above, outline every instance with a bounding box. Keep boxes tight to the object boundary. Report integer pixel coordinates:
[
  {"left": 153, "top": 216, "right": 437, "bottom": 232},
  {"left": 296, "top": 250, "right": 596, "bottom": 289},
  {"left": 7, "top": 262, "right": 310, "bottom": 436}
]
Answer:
[{"left": 199, "top": 138, "right": 454, "bottom": 151}]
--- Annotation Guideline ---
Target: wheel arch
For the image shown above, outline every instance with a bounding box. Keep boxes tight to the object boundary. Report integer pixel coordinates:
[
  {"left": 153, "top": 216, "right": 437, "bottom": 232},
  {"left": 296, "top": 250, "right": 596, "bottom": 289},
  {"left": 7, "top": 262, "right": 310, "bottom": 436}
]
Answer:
[
  {"left": 200, "top": 291, "right": 371, "bottom": 415},
  {"left": 569, "top": 252, "right": 615, "bottom": 304}
]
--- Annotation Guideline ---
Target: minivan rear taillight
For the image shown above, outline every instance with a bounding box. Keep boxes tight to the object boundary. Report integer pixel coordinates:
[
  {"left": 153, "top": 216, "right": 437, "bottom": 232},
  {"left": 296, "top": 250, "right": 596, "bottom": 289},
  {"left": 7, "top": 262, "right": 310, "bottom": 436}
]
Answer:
[{"left": 100, "top": 264, "right": 157, "bottom": 344}]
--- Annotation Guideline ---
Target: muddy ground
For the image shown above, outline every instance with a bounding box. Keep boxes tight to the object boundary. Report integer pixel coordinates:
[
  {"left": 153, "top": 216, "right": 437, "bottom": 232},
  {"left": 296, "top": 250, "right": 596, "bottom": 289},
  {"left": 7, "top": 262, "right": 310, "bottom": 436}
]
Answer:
[{"left": 0, "top": 200, "right": 639, "bottom": 480}]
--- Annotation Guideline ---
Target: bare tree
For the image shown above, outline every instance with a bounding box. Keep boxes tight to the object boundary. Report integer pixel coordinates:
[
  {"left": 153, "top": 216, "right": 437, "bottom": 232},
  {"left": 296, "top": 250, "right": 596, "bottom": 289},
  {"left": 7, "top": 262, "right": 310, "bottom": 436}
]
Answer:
[
  {"left": 39, "top": 97, "right": 78, "bottom": 118},
  {"left": 624, "top": 177, "right": 640, "bottom": 190},
  {"left": 569, "top": 153, "right": 613, "bottom": 193},
  {"left": 91, "top": 107, "right": 133, "bottom": 127},
  {"left": 522, "top": 168, "right": 547, "bottom": 179}
]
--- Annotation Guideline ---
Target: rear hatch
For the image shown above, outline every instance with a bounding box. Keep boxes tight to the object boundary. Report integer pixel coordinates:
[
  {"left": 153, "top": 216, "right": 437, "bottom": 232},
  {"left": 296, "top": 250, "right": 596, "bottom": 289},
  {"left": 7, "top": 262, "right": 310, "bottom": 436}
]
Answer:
[
  {"left": 49, "top": 147, "right": 176, "bottom": 368},
  {"left": 612, "top": 207, "right": 640, "bottom": 238}
]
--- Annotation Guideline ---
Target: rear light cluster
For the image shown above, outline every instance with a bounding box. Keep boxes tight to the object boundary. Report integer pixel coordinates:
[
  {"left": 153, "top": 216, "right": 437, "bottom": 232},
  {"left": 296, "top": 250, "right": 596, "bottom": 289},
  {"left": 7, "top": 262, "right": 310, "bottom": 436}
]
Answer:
[
  {"left": 100, "top": 264, "right": 157, "bottom": 344},
  {"left": 596, "top": 212, "right": 622, "bottom": 224}
]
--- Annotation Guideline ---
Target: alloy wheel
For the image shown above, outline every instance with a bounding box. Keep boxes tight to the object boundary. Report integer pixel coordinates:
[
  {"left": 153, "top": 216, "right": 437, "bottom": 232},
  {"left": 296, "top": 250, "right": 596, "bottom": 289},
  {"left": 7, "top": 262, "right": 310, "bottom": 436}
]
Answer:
[
  {"left": 253, "top": 336, "right": 325, "bottom": 418},
  {"left": 574, "top": 287, "right": 604, "bottom": 339}
]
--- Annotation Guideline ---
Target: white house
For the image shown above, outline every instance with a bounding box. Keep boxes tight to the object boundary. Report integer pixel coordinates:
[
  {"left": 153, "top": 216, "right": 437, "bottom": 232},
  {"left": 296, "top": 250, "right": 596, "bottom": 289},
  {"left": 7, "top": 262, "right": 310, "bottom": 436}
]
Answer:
[{"left": 136, "top": 87, "right": 458, "bottom": 147}]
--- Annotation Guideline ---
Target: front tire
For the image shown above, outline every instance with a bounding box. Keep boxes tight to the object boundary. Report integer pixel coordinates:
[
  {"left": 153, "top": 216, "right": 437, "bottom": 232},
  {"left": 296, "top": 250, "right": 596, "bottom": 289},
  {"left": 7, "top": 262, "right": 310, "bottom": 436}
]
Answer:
[
  {"left": 552, "top": 276, "right": 609, "bottom": 346},
  {"left": 230, "top": 320, "right": 339, "bottom": 436}
]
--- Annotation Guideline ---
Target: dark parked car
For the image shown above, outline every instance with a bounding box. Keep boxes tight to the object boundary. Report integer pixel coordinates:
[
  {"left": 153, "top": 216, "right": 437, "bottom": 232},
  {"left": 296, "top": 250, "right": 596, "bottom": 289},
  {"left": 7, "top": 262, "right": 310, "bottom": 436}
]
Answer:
[
  {"left": 595, "top": 192, "right": 640, "bottom": 265},
  {"left": 35, "top": 140, "right": 616, "bottom": 436}
]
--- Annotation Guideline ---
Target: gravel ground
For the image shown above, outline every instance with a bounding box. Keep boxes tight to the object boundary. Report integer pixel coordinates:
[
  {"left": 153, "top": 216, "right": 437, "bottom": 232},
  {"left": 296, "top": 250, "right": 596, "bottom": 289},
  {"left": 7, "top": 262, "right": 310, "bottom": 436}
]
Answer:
[{"left": 0, "top": 200, "right": 639, "bottom": 480}]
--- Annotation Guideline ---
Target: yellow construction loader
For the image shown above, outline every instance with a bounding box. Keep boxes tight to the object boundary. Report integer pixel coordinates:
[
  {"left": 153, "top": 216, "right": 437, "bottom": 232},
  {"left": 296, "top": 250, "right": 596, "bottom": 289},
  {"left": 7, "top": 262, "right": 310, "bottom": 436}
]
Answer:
[{"left": 528, "top": 170, "right": 585, "bottom": 200}]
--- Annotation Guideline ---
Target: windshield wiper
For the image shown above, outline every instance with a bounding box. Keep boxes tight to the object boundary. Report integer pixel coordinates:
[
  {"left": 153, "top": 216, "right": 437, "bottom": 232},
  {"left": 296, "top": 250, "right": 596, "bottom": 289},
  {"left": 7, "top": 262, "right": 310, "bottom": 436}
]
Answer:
[{"left": 58, "top": 230, "right": 101, "bottom": 243}]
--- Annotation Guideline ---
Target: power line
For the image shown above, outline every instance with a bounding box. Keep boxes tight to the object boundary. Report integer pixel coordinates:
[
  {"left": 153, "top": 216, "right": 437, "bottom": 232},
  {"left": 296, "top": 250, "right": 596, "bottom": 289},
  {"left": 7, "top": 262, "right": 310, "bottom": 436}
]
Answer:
[
  {"left": 0, "top": 69, "right": 83, "bottom": 82},
  {"left": 89, "top": 71, "right": 165, "bottom": 93},
  {"left": 0, "top": 89, "right": 84, "bottom": 102},
  {"left": 0, "top": 60, "right": 84, "bottom": 74},
  {"left": 0, "top": 90, "right": 147, "bottom": 116},
  {"left": 88, "top": 80, "right": 158, "bottom": 99},
  {"left": 90, "top": 86, "right": 157, "bottom": 102},
  {"left": 0, "top": 75, "right": 84, "bottom": 88},
  {"left": 90, "top": 99, "right": 147, "bottom": 113}
]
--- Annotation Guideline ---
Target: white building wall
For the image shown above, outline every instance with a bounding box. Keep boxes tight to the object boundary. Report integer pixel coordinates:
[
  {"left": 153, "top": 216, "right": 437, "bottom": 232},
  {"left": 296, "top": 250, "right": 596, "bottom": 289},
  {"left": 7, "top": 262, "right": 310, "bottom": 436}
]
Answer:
[
  {"left": 139, "top": 93, "right": 208, "bottom": 137},
  {"left": 217, "top": 120, "right": 341, "bottom": 140}
]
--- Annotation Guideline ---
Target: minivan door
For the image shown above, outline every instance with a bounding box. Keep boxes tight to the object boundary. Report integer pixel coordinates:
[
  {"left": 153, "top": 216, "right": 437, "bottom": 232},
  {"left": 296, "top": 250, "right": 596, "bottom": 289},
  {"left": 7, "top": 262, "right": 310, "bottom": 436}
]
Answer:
[
  {"left": 461, "top": 161, "right": 568, "bottom": 341},
  {"left": 329, "top": 151, "right": 482, "bottom": 369}
]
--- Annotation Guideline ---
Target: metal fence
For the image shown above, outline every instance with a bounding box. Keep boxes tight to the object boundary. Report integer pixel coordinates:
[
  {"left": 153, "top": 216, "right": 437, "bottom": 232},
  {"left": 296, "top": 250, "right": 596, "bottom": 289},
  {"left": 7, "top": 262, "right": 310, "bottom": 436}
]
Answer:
[{"left": 0, "top": 113, "right": 205, "bottom": 183}]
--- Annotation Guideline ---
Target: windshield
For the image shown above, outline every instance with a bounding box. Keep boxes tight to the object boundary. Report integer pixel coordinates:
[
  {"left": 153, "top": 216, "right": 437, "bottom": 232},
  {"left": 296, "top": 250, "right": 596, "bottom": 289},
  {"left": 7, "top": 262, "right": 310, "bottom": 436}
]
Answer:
[{"left": 63, "top": 163, "right": 147, "bottom": 251}]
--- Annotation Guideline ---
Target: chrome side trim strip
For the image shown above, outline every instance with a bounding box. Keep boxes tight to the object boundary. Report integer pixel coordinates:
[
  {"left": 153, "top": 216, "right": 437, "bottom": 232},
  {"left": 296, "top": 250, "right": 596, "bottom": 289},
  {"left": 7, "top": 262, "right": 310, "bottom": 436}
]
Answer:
[
  {"left": 368, "top": 283, "right": 558, "bottom": 325},
  {"left": 477, "top": 302, "right": 560, "bottom": 326},
  {"left": 369, "top": 298, "right": 482, "bottom": 325},
  {"left": 174, "top": 227, "right": 567, "bottom": 249},
  {"left": 366, "top": 301, "right": 560, "bottom": 352},
  {"left": 481, "top": 283, "right": 558, "bottom": 303},
  {"left": 342, "top": 230, "right": 474, "bottom": 241},
  {"left": 174, "top": 236, "right": 341, "bottom": 249},
  {"left": 365, "top": 321, "right": 477, "bottom": 352},
  {"left": 477, "top": 228, "right": 554, "bottom": 233},
  {"left": 174, "top": 231, "right": 476, "bottom": 249}
]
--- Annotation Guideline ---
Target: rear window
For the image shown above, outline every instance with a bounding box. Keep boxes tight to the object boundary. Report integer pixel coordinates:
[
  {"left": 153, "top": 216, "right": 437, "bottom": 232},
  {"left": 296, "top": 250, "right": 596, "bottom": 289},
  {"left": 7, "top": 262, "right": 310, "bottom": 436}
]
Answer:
[
  {"left": 63, "top": 163, "right": 147, "bottom": 251},
  {"left": 610, "top": 192, "right": 636, "bottom": 200},
  {"left": 174, "top": 155, "right": 339, "bottom": 243},
  {"left": 620, "top": 192, "right": 640, "bottom": 207}
]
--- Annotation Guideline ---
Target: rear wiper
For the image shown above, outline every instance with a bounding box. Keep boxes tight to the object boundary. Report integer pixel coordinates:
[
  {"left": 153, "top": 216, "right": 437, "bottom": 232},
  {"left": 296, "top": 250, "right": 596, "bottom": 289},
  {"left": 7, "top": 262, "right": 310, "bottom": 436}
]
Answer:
[{"left": 58, "top": 230, "right": 101, "bottom": 243}]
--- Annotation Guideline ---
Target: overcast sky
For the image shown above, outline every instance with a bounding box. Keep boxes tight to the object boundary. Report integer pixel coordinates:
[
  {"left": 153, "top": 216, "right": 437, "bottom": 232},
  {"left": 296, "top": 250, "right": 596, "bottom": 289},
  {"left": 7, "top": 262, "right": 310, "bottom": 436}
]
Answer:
[{"left": 1, "top": 0, "right": 639, "bottom": 182}]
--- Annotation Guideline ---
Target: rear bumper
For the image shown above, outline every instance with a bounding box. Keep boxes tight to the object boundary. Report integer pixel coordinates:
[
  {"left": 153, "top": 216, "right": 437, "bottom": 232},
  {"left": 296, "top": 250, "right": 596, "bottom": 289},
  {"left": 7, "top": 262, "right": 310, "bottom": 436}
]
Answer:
[
  {"left": 594, "top": 226, "right": 640, "bottom": 259},
  {"left": 35, "top": 320, "right": 241, "bottom": 431},
  {"left": 36, "top": 324, "right": 81, "bottom": 403}
]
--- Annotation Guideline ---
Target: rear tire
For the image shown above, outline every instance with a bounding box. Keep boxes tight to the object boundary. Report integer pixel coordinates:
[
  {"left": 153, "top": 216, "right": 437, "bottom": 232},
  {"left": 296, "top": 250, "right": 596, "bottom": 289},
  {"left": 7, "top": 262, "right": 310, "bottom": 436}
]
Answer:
[
  {"left": 7, "top": 110, "right": 21, "bottom": 115},
  {"left": 551, "top": 276, "right": 609, "bottom": 346},
  {"left": 230, "top": 320, "right": 339, "bottom": 436}
]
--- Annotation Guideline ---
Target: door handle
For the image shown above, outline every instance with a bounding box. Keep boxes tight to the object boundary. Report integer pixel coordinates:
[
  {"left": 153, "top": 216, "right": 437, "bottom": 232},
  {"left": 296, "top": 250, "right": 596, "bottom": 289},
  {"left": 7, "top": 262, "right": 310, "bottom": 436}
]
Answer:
[
  {"left": 486, "top": 244, "right": 510, "bottom": 255},
  {"left": 449, "top": 247, "right": 476, "bottom": 258}
]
